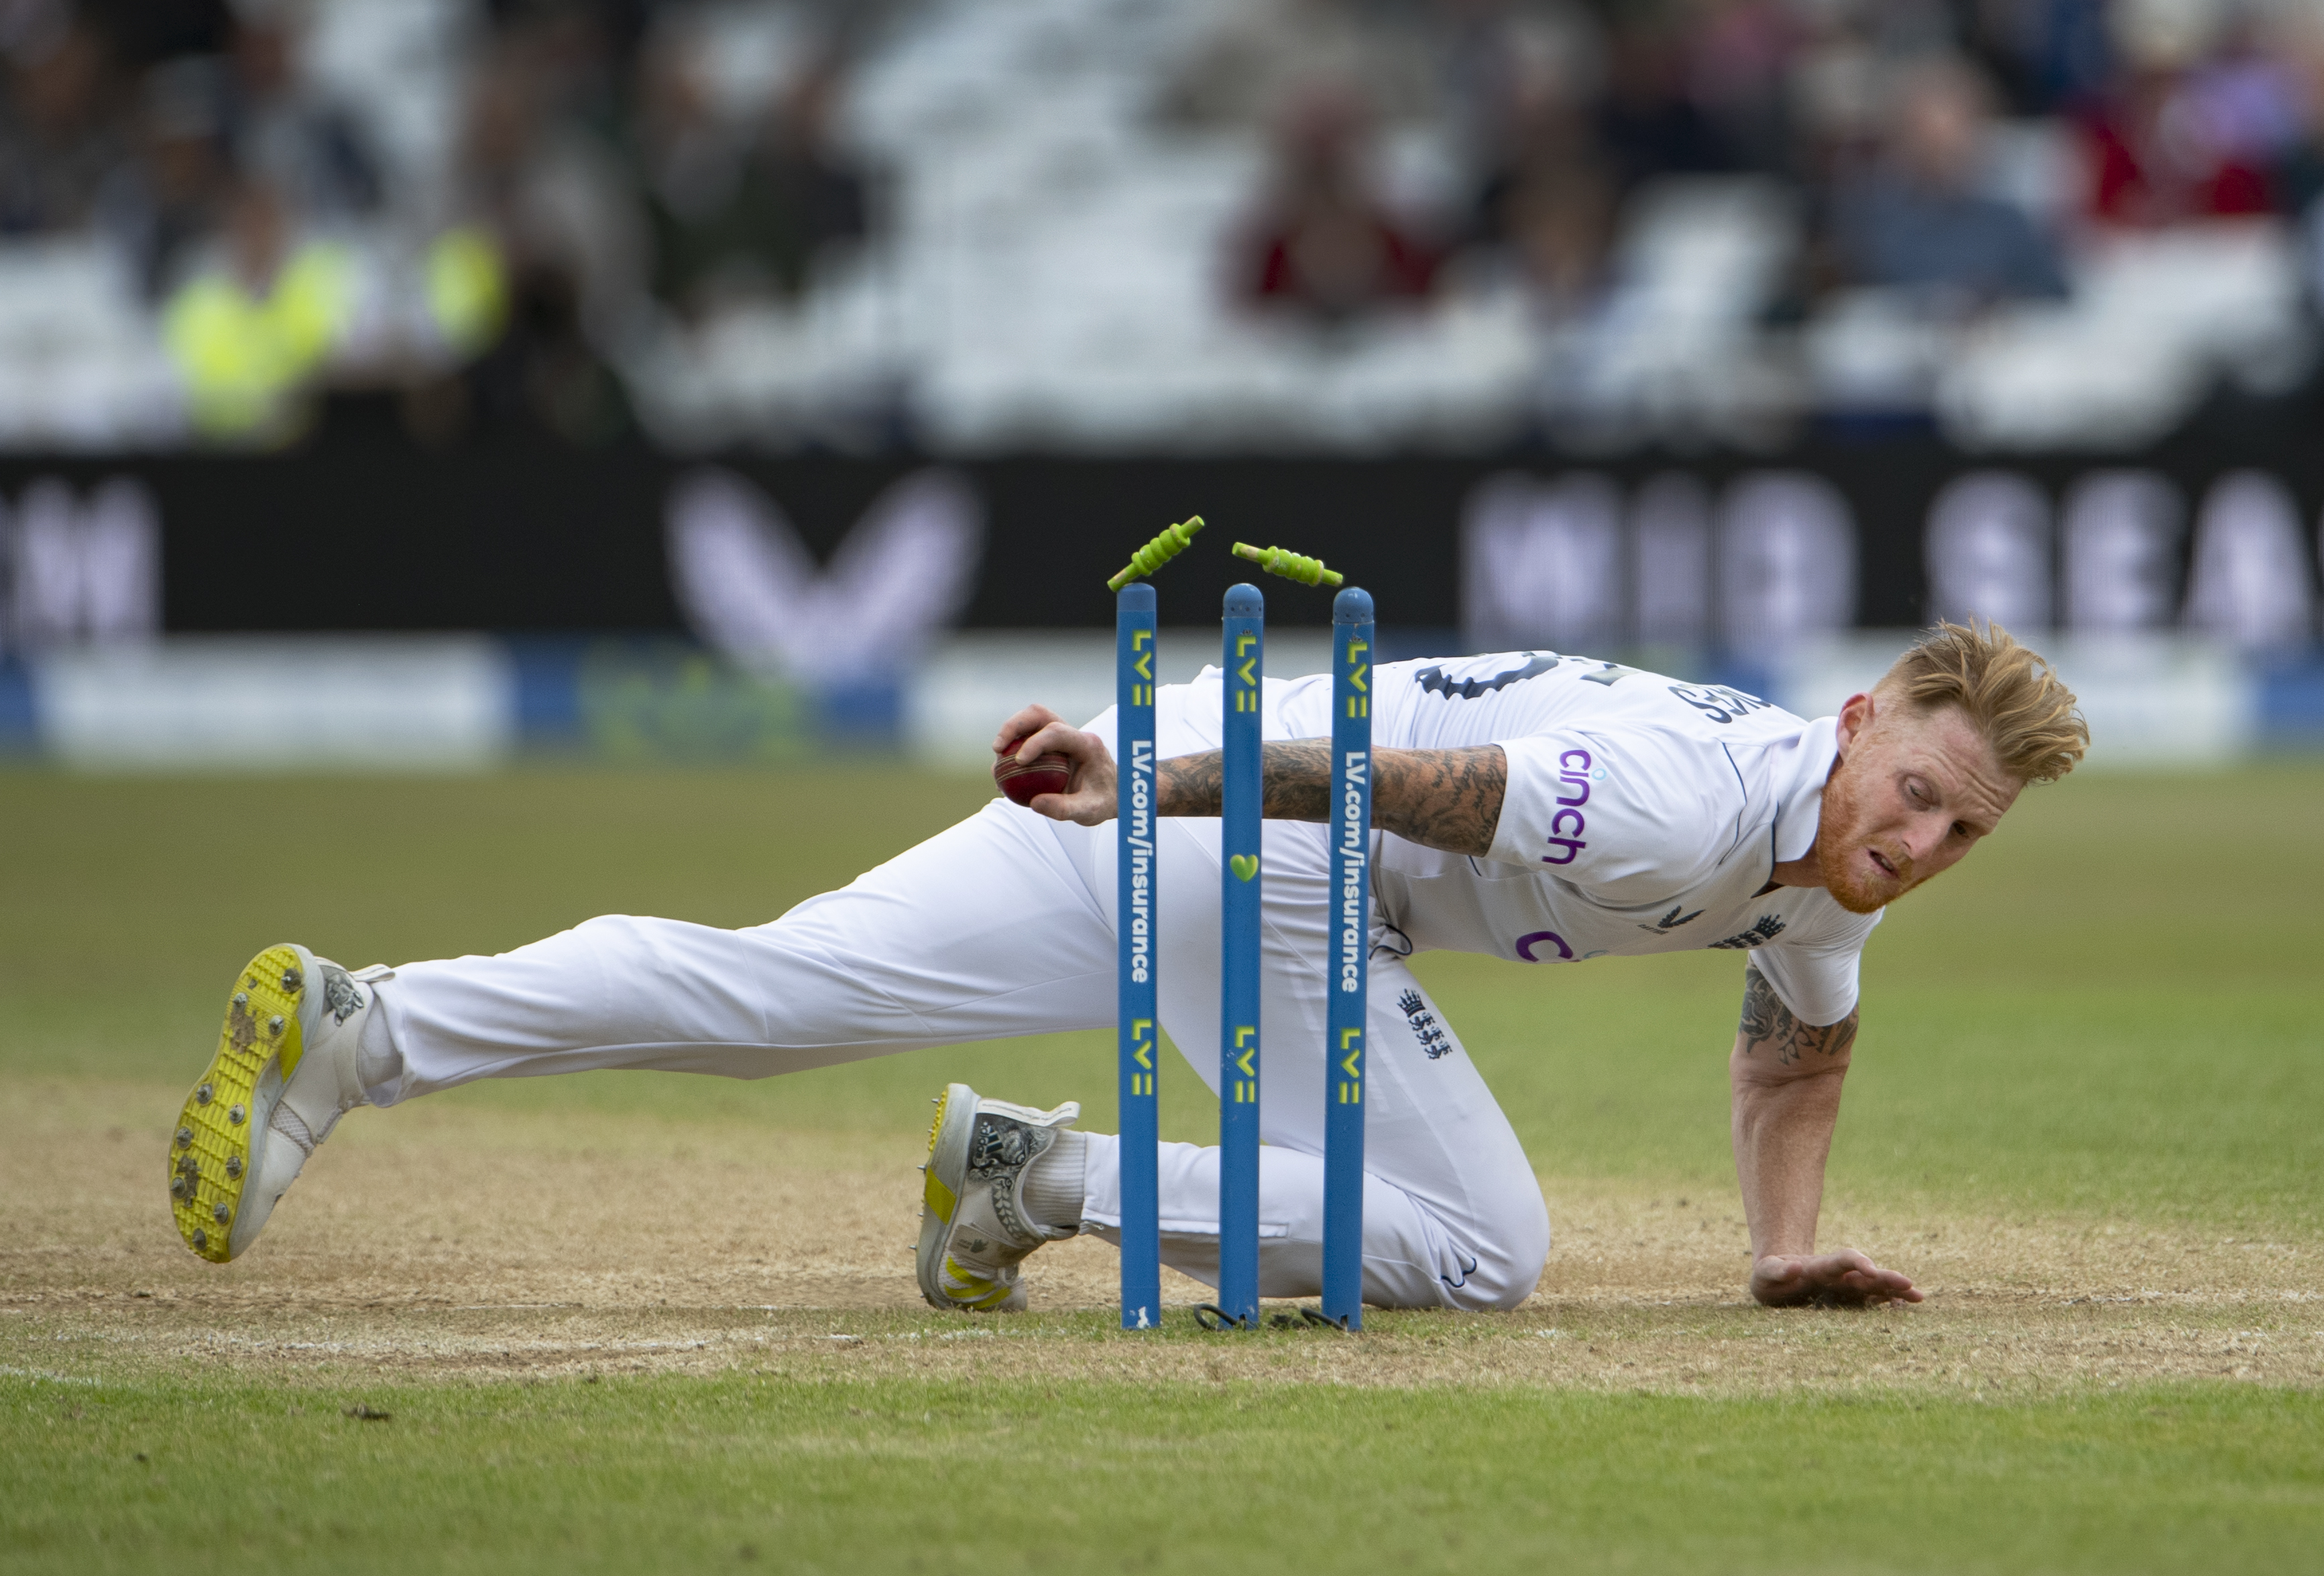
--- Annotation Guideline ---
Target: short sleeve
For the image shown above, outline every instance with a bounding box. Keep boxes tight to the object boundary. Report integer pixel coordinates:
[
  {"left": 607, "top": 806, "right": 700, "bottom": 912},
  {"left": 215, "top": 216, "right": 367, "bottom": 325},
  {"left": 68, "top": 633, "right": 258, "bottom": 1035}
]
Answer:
[
  {"left": 1751, "top": 903, "right": 1882, "bottom": 1025},
  {"left": 1485, "top": 731, "right": 1735, "bottom": 904}
]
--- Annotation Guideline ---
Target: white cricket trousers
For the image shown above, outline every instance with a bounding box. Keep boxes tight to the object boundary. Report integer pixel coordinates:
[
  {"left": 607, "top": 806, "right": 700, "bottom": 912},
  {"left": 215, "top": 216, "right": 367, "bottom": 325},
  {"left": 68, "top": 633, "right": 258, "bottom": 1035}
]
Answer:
[{"left": 367, "top": 674, "right": 1551, "bottom": 1310}]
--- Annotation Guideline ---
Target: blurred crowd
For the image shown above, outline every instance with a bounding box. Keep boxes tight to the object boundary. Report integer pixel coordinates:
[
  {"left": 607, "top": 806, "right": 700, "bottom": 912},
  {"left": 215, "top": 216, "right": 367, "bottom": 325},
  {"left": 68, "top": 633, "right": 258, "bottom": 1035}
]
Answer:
[
  {"left": 5, "top": 0, "right": 2324, "bottom": 451},
  {"left": 0, "top": 0, "right": 882, "bottom": 445},
  {"left": 1224, "top": 0, "right": 2324, "bottom": 321}
]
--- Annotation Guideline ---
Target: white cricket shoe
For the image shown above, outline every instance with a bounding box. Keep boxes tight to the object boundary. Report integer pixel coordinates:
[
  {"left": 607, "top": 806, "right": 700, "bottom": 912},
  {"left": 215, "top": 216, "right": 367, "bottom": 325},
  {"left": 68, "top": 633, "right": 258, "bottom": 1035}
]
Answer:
[
  {"left": 915, "top": 1082, "right": 1080, "bottom": 1312},
  {"left": 168, "top": 943, "right": 388, "bottom": 1262}
]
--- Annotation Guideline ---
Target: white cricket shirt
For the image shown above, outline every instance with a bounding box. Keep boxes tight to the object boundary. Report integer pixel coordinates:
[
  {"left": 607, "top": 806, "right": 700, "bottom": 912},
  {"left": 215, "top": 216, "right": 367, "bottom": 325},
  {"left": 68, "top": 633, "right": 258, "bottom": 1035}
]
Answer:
[{"left": 1266, "top": 651, "right": 1882, "bottom": 1027}]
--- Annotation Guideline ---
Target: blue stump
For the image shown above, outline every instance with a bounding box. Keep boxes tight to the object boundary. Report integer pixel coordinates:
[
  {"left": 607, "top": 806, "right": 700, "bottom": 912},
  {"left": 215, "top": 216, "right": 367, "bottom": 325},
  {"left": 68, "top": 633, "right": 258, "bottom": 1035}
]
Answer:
[
  {"left": 1115, "top": 582, "right": 1161, "bottom": 1330},
  {"left": 1217, "top": 582, "right": 1264, "bottom": 1329},
  {"left": 1322, "top": 586, "right": 1374, "bottom": 1329}
]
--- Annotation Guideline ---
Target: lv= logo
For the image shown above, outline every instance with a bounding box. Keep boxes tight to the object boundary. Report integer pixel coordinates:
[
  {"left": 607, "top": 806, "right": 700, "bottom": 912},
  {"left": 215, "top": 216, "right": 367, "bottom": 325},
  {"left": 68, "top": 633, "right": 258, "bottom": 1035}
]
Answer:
[
  {"left": 1228, "top": 854, "right": 1259, "bottom": 882},
  {"left": 1230, "top": 1027, "right": 1258, "bottom": 1103}
]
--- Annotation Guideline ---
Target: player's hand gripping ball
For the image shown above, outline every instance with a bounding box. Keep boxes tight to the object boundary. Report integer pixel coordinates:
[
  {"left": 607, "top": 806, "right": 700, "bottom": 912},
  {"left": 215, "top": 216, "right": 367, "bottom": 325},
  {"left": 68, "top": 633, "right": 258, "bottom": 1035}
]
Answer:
[{"left": 994, "top": 735, "right": 1075, "bottom": 807}]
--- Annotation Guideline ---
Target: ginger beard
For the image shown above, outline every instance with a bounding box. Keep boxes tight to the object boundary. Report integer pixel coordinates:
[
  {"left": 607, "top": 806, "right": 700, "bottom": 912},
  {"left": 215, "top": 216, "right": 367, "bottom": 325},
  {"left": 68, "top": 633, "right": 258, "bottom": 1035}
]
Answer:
[{"left": 1812, "top": 742, "right": 1924, "bottom": 915}]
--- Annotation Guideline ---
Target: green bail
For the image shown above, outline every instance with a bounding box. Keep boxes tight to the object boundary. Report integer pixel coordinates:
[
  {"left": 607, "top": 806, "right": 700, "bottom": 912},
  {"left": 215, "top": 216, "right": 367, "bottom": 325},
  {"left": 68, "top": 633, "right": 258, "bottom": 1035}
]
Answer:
[
  {"left": 1231, "top": 542, "right": 1343, "bottom": 588},
  {"left": 1106, "top": 516, "right": 1207, "bottom": 592}
]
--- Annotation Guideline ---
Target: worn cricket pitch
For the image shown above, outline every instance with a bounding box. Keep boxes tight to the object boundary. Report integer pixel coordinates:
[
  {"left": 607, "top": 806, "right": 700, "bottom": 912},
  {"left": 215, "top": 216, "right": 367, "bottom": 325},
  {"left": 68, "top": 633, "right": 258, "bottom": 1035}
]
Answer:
[{"left": 8, "top": 1070, "right": 2319, "bottom": 1396}]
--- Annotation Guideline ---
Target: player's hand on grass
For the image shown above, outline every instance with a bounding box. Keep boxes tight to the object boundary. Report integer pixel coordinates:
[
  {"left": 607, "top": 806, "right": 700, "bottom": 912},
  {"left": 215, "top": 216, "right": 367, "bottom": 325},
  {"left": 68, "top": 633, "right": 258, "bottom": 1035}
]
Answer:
[
  {"left": 1750, "top": 1249, "right": 1922, "bottom": 1308},
  {"left": 994, "top": 704, "right": 1118, "bottom": 825}
]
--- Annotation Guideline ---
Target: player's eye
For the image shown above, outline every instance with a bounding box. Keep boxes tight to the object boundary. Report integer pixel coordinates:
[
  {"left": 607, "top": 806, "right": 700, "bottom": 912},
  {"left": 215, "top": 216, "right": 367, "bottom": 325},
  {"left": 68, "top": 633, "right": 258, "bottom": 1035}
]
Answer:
[{"left": 1951, "top": 821, "right": 1970, "bottom": 840}]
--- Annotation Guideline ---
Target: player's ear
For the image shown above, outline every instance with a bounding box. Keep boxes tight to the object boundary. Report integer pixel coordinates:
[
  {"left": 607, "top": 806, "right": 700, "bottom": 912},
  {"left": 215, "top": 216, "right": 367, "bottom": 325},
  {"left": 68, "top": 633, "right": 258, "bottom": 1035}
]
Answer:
[{"left": 1833, "top": 691, "right": 1875, "bottom": 752}]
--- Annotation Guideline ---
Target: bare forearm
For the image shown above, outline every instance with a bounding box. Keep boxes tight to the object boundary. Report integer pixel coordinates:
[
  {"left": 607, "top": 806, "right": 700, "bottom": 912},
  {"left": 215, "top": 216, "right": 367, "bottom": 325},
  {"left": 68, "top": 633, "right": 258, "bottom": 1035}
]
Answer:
[
  {"left": 1729, "top": 966, "right": 1858, "bottom": 1259},
  {"left": 1157, "top": 741, "right": 1506, "bottom": 857},
  {"left": 1731, "top": 1066, "right": 1844, "bottom": 1257},
  {"left": 1155, "top": 739, "right": 1326, "bottom": 822}
]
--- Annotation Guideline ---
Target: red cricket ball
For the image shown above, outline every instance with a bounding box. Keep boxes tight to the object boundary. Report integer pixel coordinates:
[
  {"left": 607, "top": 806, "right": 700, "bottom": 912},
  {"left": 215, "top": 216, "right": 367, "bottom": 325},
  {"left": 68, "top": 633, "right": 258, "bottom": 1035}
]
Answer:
[{"left": 994, "top": 737, "right": 1074, "bottom": 806}]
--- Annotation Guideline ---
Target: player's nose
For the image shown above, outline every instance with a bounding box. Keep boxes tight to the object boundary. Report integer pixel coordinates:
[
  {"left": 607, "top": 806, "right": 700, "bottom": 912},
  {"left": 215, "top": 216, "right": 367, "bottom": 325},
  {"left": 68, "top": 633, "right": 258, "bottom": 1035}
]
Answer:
[{"left": 1900, "top": 813, "right": 1949, "bottom": 866}]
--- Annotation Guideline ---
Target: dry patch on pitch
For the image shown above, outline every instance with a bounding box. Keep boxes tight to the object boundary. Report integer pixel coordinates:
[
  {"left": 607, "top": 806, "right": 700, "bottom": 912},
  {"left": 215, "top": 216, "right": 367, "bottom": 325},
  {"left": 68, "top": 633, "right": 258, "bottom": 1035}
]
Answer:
[{"left": 7, "top": 1077, "right": 2319, "bottom": 1397}]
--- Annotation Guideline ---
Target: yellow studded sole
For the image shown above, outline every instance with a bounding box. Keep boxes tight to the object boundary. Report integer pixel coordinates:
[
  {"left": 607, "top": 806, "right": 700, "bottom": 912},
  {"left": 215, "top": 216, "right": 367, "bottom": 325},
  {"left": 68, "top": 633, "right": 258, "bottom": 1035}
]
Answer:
[
  {"left": 925, "top": 1085, "right": 949, "bottom": 1158},
  {"left": 915, "top": 1083, "right": 979, "bottom": 1310},
  {"left": 168, "top": 944, "right": 306, "bottom": 1263},
  {"left": 922, "top": 1086, "right": 957, "bottom": 1222}
]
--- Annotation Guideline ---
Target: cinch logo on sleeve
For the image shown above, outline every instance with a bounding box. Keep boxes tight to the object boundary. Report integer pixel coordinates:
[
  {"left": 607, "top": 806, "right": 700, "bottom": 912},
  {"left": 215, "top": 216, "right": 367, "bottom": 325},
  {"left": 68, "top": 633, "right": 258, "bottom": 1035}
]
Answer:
[
  {"left": 1515, "top": 930, "right": 1572, "bottom": 962},
  {"left": 1540, "top": 748, "right": 1593, "bottom": 864}
]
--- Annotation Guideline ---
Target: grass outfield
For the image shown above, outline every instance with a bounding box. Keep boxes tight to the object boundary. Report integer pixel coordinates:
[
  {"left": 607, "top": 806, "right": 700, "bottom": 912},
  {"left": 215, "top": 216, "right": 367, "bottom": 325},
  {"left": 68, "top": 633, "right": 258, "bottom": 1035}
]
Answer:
[
  {"left": 3, "top": 762, "right": 2321, "bottom": 1572},
  {"left": 7, "top": 1377, "right": 2319, "bottom": 1573}
]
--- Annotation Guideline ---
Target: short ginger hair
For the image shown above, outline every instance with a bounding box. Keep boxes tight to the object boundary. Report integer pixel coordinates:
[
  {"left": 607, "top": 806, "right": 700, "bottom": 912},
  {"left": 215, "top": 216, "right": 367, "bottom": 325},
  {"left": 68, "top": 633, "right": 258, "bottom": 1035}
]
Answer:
[{"left": 1875, "top": 620, "right": 2089, "bottom": 784}]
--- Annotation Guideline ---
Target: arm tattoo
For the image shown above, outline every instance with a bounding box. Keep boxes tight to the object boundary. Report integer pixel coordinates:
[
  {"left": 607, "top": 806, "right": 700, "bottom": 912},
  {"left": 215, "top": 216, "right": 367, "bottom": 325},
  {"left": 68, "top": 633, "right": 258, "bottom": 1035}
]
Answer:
[
  {"left": 1737, "top": 964, "right": 1859, "bottom": 1068},
  {"left": 1257, "top": 739, "right": 1332, "bottom": 821},
  {"left": 1157, "top": 741, "right": 1506, "bottom": 858},
  {"left": 1157, "top": 749, "right": 1224, "bottom": 818},
  {"left": 1373, "top": 744, "right": 1505, "bottom": 858},
  {"left": 1157, "top": 740, "right": 1338, "bottom": 822}
]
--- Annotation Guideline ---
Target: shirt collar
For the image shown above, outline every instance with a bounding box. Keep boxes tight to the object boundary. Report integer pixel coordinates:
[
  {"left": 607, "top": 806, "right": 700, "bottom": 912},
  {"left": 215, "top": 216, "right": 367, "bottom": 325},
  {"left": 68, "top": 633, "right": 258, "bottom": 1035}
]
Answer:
[{"left": 1769, "top": 716, "right": 1841, "bottom": 867}]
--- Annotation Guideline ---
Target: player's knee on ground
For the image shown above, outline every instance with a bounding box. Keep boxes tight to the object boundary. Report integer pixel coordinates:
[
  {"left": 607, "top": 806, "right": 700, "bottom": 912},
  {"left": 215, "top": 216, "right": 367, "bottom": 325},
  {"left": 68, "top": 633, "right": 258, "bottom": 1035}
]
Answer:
[{"left": 1441, "top": 1186, "right": 1551, "bottom": 1312}]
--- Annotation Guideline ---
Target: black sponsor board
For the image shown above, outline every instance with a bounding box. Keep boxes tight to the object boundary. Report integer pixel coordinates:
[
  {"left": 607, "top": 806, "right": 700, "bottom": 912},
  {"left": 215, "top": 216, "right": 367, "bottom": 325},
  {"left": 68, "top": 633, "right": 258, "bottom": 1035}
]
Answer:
[{"left": 2, "top": 402, "right": 2321, "bottom": 640}]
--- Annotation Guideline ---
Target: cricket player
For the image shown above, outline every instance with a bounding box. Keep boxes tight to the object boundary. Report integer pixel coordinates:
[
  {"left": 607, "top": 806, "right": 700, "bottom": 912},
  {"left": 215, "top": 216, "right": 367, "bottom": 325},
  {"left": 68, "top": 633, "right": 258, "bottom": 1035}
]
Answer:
[{"left": 168, "top": 620, "right": 2085, "bottom": 1314}]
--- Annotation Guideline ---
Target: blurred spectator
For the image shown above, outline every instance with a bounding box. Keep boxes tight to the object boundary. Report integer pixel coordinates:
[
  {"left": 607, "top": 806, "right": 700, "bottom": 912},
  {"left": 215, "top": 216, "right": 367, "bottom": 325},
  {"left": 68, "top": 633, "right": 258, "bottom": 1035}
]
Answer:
[
  {"left": 1785, "top": 1, "right": 1887, "bottom": 184},
  {"left": 486, "top": 0, "right": 645, "bottom": 142},
  {"left": 416, "top": 256, "right": 630, "bottom": 445},
  {"left": 162, "top": 178, "right": 354, "bottom": 442},
  {"left": 2078, "top": 7, "right": 2291, "bottom": 227},
  {"left": 78, "top": 0, "right": 234, "bottom": 68},
  {"left": 451, "top": 41, "right": 644, "bottom": 335},
  {"left": 1160, "top": 0, "right": 1436, "bottom": 130},
  {"left": 1955, "top": 0, "right": 2115, "bottom": 115},
  {"left": 1238, "top": 87, "right": 1436, "bottom": 322},
  {"left": 747, "top": 62, "right": 869, "bottom": 297},
  {"left": 1436, "top": 0, "right": 1603, "bottom": 162},
  {"left": 398, "top": 38, "right": 643, "bottom": 445},
  {"left": 1593, "top": 17, "right": 1732, "bottom": 194},
  {"left": 638, "top": 49, "right": 869, "bottom": 321},
  {"left": 112, "top": 53, "right": 237, "bottom": 297},
  {"left": 2268, "top": 29, "right": 2324, "bottom": 217},
  {"left": 2083, "top": 72, "right": 2272, "bottom": 224},
  {"left": 632, "top": 33, "right": 738, "bottom": 315},
  {"left": 0, "top": 15, "right": 125, "bottom": 235},
  {"left": 1491, "top": 160, "right": 1614, "bottom": 315},
  {"left": 1830, "top": 56, "right": 2067, "bottom": 301},
  {"left": 422, "top": 223, "right": 510, "bottom": 364},
  {"left": 1464, "top": 38, "right": 1613, "bottom": 317},
  {"left": 1684, "top": 0, "right": 1802, "bottom": 175},
  {"left": 225, "top": 7, "right": 382, "bottom": 223}
]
